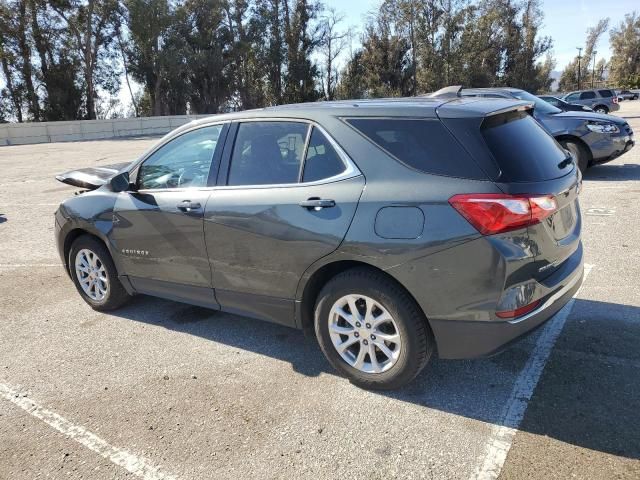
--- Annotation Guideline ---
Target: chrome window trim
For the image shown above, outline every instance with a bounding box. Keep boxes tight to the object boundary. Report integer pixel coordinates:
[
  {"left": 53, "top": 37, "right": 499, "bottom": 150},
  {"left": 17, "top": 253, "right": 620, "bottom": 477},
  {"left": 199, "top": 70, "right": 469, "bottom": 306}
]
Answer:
[
  {"left": 130, "top": 121, "right": 229, "bottom": 171},
  {"left": 219, "top": 118, "right": 361, "bottom": 190},
  {"left": 133, "top": 118, "right": 361, "bottom": 194}
]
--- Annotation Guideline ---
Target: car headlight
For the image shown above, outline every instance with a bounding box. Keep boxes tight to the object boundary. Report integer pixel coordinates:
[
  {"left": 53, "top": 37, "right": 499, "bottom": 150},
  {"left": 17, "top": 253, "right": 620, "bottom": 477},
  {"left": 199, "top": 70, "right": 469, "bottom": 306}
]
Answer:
[{"left": 586, "top": 122, "right": 620, "bottom": 133}]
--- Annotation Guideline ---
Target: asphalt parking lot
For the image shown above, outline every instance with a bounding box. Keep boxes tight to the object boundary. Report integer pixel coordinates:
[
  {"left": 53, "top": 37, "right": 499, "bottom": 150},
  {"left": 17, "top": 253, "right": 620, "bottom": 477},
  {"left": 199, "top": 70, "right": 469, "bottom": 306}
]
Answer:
[{"left": 1, "top": 102, "right": 639, "bottom": 480}]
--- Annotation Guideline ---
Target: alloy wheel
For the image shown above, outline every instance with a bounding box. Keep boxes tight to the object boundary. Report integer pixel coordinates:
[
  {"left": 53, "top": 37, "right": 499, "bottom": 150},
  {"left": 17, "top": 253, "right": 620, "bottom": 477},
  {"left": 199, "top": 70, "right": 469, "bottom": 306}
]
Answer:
[
  {"left": 75, "top": 248, "right": 109, "bottom": 301},
  {"left": 328, "top": 294, "right": 402, "bottom": 374}
]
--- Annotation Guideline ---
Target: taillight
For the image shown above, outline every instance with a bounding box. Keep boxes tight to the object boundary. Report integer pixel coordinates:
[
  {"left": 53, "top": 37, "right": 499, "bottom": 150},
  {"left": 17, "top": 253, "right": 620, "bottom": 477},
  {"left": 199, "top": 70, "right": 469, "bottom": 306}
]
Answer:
[
  {"left": 496, "top": 299, "right": 541, "bottom": 319},
  {"left": 449, "top": 193, "right": 558, "bottom": 235},
  {"left": 613, "top": 96, "right": 618, "bottom": 104}
]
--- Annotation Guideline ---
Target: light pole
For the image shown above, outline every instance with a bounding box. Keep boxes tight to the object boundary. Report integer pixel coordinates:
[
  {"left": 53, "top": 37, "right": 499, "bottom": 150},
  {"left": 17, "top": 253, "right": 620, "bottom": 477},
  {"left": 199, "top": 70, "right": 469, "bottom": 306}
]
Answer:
[
  {"left": 591, "top": 50, "right": 598, "bottom": 88},
  {"left": 576, "top": 47, "right": 583, "bottom": 90}
]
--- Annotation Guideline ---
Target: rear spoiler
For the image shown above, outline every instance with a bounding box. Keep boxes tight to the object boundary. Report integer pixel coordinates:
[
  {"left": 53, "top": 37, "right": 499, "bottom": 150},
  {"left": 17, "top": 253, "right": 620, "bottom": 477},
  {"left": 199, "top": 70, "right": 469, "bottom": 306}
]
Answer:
[
  {"left": 436, "top": 99, "right": 534, "bottom": 119},
  {"left": 56, "top": 162, "right": 131, "bottom": 190}
]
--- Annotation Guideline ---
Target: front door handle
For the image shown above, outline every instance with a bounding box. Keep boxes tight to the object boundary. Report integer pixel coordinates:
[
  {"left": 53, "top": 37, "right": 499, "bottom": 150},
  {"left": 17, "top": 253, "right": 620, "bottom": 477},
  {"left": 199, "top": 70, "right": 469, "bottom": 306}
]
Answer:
[
  {"left": 299, "top": 197, "right": 336, "bottom": 210},
  {"left": 177, "top": 200, "right": 202, "bottom": 212}
]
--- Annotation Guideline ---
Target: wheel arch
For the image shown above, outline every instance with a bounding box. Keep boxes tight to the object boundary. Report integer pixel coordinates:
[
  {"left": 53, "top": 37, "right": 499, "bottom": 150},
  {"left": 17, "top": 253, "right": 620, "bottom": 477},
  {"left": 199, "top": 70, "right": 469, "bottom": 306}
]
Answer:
[
  {"left": 296, "top": 259, "right": 432, "bottom": 338},
  {"left": 555, "top": 134, "right": 593, "bottom": 163},
  {"left": 62, "top": 227, "right": 110, "bottom": 277}
]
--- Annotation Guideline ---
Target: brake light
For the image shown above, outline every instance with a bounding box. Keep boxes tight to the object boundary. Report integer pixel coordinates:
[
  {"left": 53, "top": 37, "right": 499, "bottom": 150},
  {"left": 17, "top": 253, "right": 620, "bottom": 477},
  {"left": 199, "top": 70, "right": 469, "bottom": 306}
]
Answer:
[
  {"left": 496, "top": 299, "right": 541, "bottom": 319},
  {"left": 612, "top": 96, "right": 618, "bottom": 104},
  {"left": 449, "top": 193, "right": 558, "bottom": 235}
]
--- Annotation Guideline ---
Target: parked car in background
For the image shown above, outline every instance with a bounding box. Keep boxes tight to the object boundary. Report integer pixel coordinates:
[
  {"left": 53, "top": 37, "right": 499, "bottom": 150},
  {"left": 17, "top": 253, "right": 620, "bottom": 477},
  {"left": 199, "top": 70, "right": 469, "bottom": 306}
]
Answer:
[
  {"left": 562, "top": 89, "right": 619, "bottom": 114},
  {"left": 615, "top": 89, "right": 638, "bottom": 100},
  {"left": 429, "top": 86, "right": 634, "bottom": 172},
  {"left": 55, "top": 97, "right": 585, "bottom": 389},
  {"left": 539, "top": 95, "right": 593, "bottom": 112}
]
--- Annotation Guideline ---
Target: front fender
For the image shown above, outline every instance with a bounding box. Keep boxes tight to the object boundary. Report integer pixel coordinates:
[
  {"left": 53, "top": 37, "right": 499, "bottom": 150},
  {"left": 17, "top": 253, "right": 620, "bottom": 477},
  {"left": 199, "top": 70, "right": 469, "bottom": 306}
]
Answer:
[{"left": 55, "top": 187, "right": 119, "bottom": 273}]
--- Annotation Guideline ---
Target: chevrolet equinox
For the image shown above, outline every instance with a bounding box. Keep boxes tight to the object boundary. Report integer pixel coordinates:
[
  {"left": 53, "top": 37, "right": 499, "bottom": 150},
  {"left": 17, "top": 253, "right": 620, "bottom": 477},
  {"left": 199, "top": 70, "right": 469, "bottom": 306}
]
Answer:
[{"left": 55, "top": 97, "right": 584, "bottom": 389}]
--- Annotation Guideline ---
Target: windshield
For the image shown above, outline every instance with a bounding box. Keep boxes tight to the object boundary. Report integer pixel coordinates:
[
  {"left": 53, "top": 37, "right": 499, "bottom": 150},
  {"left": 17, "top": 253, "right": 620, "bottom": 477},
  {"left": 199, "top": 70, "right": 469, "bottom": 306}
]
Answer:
[{"left": 511, "top": 90, "right": 562, "bottom": 115}]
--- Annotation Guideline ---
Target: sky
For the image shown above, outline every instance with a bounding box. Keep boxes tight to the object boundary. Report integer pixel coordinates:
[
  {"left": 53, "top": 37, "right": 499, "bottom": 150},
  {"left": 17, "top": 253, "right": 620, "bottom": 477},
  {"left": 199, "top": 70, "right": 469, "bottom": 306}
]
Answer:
[{"left": 323, "top": 0, "right": 640, "bottom": 71}]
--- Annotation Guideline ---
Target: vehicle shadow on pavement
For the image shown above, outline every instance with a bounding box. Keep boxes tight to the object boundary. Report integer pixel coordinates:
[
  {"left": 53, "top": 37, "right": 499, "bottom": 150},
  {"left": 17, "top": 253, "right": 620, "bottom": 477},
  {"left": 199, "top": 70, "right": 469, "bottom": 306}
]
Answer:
[
  {"left": 111, "top": 296, "right": 640, "bottom": 461},
  {"left": 0, "top": 214, "right": 6, "bottom": 224},
  {"left": 584, "top": 163, "right": 640, "bottom": 181}
]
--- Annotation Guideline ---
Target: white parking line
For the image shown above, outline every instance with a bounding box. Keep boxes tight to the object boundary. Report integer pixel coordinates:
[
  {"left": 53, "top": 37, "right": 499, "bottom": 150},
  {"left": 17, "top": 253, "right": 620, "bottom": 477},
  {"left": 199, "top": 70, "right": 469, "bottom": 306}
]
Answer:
[
  {"left": 0, "top": 383, "right": 178, "bottom": 480},
  {"left": 0, "top": 264, "right": 63, "bottom": 268},
  {"left": 471, "top": 263, "right": 594, "bottom": 480}
]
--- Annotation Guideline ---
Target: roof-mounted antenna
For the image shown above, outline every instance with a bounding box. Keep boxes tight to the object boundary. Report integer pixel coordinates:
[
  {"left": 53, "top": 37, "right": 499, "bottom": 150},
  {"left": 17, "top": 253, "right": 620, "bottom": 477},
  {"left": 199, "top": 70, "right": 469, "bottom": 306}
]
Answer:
[{"left": 424, "top": 85, "right": 463, "bottom": 98}]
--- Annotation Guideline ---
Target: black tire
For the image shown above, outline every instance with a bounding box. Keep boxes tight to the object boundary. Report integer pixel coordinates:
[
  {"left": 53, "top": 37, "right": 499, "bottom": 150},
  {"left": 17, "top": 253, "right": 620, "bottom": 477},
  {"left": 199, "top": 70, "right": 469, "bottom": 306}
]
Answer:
[
  {"left": 314, "top": 267, "right": 433, "bottom": 390},
  {"left": 560, "top": 139, "right": 589, "bottom": 174},
  {"left": 69, "top": 235, "right": 131, "bottom": 311},
  {"left": 593, "top": 105, "right": 609, "bottom": 114}
]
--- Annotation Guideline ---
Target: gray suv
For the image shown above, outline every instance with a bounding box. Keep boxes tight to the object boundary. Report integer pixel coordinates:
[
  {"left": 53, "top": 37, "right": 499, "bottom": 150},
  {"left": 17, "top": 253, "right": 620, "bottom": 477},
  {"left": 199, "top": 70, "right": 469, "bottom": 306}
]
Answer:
[
  {"left": 562, "top": 89, "right": 620, "bottom": 114},
  {"left": 55, "top": 97, "right": 584, "bottom": 389},
  {"left": 432, "top": 87, "right": 634, "bottom": 172}
]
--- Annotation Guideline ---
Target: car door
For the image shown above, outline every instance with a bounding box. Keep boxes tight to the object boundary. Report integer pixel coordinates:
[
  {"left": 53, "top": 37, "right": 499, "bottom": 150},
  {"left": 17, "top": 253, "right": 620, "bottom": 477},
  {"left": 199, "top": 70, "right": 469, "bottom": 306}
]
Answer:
[
  {"left": 110, "top": 123, "right": 228, "bottom": 308},
  {"left": 204, "top": 120, "right": 365, "bottom": 326}
]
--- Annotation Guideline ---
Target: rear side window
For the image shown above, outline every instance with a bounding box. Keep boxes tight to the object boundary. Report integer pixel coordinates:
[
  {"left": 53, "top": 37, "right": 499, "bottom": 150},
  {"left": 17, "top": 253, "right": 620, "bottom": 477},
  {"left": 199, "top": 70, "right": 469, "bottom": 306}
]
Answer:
[
  {"left": 481, "top": 110, "right": 572, "bottom": 182},
  {"left": 598, "top": 89, "right": 613, "bottom": 98},
  {"left": 580, "top": 91, "right": 596, "bottom": 100},
  {"left": 227, "top": 121, "right": 309, "bottom": 186},
  {"left": 345, "top": 118, "right": 484, "bottom": 179},
  {"left": 302, "top": 128, "right": 346, "bottom": 182}
]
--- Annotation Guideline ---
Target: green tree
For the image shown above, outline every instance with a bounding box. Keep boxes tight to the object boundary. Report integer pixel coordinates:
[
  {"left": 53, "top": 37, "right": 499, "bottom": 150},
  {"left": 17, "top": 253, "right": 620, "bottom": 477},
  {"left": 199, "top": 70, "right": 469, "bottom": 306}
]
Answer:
[{"left": 609, "top": 12, "right": 640, "bottom": 87}]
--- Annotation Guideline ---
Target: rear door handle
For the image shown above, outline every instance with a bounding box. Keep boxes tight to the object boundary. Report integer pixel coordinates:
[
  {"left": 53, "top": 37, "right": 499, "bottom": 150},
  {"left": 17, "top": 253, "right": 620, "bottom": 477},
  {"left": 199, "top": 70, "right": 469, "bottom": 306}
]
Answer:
[
  {"left": 177, "top": 200, "right": 202, "bottom": 212},
  {"left": 299, "top": 198, "right": 336, "bottom": 210}
]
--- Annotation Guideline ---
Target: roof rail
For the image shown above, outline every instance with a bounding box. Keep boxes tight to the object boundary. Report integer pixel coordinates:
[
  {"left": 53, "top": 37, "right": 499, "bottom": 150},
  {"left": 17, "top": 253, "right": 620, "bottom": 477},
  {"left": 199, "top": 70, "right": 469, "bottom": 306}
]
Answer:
[{"left": 424, "top": 85, "right": 463, "bottom": 98}]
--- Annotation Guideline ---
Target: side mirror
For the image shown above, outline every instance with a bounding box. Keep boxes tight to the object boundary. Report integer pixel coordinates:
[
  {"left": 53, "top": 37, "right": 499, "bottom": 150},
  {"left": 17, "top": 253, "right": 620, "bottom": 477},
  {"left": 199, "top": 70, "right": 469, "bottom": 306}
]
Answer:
[{"left": 110, "top": 171, "right": 134, "bottom": 192}]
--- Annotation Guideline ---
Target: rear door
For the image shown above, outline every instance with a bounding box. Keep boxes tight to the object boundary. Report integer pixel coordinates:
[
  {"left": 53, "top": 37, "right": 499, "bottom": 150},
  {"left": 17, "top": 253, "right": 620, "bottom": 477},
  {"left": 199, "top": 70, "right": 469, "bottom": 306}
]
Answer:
[
  {"left": 479, "top": 110, "right": 582, "bottom": 280},
  {"left": 204, "top": 120, "right": 364, "bottom": 325}
]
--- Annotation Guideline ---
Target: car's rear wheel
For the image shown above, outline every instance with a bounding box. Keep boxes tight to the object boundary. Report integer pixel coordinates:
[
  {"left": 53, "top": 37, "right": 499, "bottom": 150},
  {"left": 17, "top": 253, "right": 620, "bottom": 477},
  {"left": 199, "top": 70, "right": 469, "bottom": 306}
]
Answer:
[
  {"left": 314, "top": 268, "right": 433, "bottom": 390},
  {"left": 593, "top": 105, "right": 609, "bottom": 114},
  {"left": 560, "top": 139, "right": 589, "bottom": 174},
  {"left": 69, "top": 235, "right": 131, "bottom": 311}
]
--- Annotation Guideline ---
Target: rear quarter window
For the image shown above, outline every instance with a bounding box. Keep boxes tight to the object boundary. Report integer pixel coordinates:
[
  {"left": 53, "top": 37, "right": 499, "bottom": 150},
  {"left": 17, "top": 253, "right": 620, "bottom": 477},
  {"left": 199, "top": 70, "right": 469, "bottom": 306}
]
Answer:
[
  {"left": 344, "top": 118, "right": 486, "bottom": 179},
  {"left": 598, "top": 89, "right": 614, "bottom": 98},
  {"left": 481, "top": 110, "right": 573, "bottom": 182}
]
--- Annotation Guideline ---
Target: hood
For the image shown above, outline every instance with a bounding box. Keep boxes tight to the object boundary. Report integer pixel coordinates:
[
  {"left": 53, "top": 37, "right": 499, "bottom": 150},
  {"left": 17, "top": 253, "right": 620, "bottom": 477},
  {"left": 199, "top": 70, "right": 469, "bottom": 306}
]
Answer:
[
  {"left": 553, "top": 110, "right": 627, "bottom": 125},
  {"left": 56, "top": 162, "right": 131, "bottom": 190}
]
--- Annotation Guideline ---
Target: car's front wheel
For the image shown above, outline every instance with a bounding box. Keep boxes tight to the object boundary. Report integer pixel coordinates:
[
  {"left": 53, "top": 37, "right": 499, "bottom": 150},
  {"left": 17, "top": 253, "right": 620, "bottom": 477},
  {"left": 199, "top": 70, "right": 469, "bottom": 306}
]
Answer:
[
  {"left": 314, "top": 268, "right": 433, "bottom": 390},
  {"left": 560, "top": 139, "right": 589, "bottom": 174},
  {"left": 69, "top": 235, "right": 131, "bottom": 311}
]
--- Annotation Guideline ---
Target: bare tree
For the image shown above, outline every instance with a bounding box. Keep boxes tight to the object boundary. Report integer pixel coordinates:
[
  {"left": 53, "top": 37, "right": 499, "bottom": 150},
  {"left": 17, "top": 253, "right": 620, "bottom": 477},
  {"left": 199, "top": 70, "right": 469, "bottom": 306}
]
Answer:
[{"left": 319, "top": 7, "right": 348, "bottom": 100}]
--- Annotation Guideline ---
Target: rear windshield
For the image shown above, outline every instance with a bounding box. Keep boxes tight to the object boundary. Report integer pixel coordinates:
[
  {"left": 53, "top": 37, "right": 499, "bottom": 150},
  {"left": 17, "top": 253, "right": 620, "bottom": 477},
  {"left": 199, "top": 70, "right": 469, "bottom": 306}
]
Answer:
[
  {"left": 345, "top": 118, "right": 485, "bottom": 179},
  {"left": 481, "top": 110, "right": 573, "bottom": 182}
]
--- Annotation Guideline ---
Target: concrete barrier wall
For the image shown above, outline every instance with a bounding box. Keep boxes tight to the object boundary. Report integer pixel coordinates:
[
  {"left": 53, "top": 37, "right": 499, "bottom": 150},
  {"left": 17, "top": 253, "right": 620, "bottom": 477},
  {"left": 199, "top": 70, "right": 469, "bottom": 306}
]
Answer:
[{"left": 0, "top": 114, "right": 212, "bottom": 146}]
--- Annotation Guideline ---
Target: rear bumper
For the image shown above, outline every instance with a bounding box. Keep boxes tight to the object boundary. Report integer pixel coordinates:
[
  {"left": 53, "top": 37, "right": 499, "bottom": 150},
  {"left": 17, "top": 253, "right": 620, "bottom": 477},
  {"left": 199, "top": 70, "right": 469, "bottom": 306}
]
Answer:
[{"left": 431, "top": 252, "right": 584, "bottom": 359}]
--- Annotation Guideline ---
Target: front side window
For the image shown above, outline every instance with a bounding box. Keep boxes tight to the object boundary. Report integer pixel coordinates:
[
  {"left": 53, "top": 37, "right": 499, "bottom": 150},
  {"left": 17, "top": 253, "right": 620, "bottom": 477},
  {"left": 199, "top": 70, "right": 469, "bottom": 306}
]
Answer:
[
  {"left": 227, "top": 122, "right": 309, "bottom": 186},
  {"left": 302, "top": 128, "right": 346, "bottom": 182},
  {"left": 137, "top": 125, "right": 223, "bottom": 189},
  {"left": 565, "top": 93, "right": 579, "bottom": 101}
]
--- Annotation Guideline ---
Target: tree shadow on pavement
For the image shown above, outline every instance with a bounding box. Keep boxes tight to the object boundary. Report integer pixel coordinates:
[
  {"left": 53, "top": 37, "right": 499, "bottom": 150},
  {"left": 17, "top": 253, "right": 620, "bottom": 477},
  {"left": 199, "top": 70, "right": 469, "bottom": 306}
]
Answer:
[
  {"left": 583, "top": 163, "right": 640, "bottom": 181},
  {"left": 111, "top": 295, "right": 640, "bottom": 461}
]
